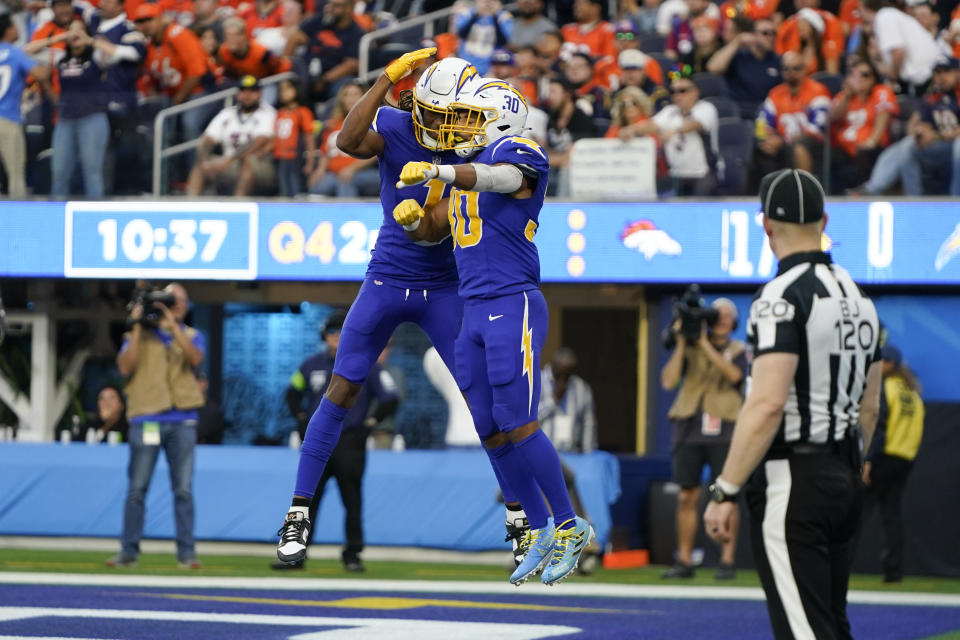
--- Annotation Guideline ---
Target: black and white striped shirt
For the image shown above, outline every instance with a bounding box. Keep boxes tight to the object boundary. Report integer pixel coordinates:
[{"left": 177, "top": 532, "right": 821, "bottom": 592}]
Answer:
[{"left": 746, "top": 251, "right": 881, "bottom": 447}]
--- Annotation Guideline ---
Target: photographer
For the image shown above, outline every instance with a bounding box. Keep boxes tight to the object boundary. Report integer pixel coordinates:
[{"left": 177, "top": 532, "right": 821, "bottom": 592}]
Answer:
[
  {"left": 107, "top": 283, "right": 205, "bottom": 570},
  {"left": 660, "top": 293, "right": 747, "bottom": 580}
]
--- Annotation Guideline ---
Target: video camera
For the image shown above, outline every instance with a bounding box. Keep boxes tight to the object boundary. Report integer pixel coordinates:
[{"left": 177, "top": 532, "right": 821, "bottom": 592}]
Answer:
[
  {"left": 661, "top": 284, "right": 720, "bottom": 349},
  {"left": 127, "top": 287, "right": 176, "bottom": 329}
]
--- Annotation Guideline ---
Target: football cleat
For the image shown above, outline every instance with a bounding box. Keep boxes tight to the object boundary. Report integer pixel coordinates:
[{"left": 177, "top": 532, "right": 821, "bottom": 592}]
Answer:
[
  {"left": 276, "top": 510, "right": 311, "bottom": 563},
  {"left": 541, "top": 516, "right": 594, "bottom": 585},
  {"left": 509, "top": 518, "right": 555, "bottom": 585},
  {"left": 505, "top": 514, "right": 530, "bottom": 568}
]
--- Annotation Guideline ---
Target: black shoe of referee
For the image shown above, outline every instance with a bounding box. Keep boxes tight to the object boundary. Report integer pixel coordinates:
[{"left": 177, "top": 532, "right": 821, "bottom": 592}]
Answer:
[{"left": 662, "top": 562, "right": 695, "bottom": 579}]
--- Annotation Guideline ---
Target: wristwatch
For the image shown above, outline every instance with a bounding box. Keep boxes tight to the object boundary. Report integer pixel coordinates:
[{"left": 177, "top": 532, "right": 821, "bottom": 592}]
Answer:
[{"left": 707, "top": 482, "right": 739, "bottom": 503}]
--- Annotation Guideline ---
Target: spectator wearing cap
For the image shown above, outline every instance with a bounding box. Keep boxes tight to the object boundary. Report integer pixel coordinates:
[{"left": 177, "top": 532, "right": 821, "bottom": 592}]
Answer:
[
  {"left": 609, "top": 19, "right": 664, "bottom": 86},
  {"left": 51, "top": 22, "right": 111, "bottom": 197},
  {"left": 135, "top": 2, "right": 211, "bottom": 146},
  {"left": 618, "top": 0, "right": 658, "bottom": 35},
  {"left": 604, "top": 85, "right": 652, "bottom": 140},
  {"left": 860, "top": 344, "right": 924, "bottom": 584},
  {"left": 509, "top": 0, "right": 555, "bottom": 49},
  {"left": 653, "top": 71, "right": 719, "bottom": 194},
  {"left": 284, "top": 0, "right": 363, "bottom": 104},
  {"left": 754, "top": 50, "right": 831, "bottom": 183},
  {"left": 544, "top": 76, "right": 596, "bottom": 196},
  {"left": 0, "top": 14, "right": 53, "bottom": 198},
  {"left": 219, "top": 16, "right": 291, "bottom": 83},
  {"left": 187, "top": 74, "right": 276, "bottom": 195},
  {"left": 859, "top": 0, "right": 940, "bottom": 96},
  {"left": 85, "top": 0, "right": 149, "bottom": 195},
  {"left": 454, "top": 0, "right": 513, "bottom": 75},
  {"left": 561, "top": 0, "right": 616, "bottom": 70},
  {"left": 858, "top": 57, "right": 960, "bottom": 196},
  {"left": 775, "top": 0, "right": 844, "bottom": 75},
  {"left": 615, "top": 48, "right": 670, "bottom": 113},
  {"left": 707, "top": 16, "right": 781, "bottom": 120},
  {"left": 830, "top": 56, "right": 898, "bottom": 192},
  {"left": 563, "top": 50, "right": 611, "bottom": 119}
]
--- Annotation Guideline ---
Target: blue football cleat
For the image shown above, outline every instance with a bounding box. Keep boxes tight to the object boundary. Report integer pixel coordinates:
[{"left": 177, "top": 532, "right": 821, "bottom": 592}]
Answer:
[
  {"left": 541, "top": 516, "right": 594, "bottom": 585},
  {"left": 509, "top": 518, "right": 556, "bottom": 585}
]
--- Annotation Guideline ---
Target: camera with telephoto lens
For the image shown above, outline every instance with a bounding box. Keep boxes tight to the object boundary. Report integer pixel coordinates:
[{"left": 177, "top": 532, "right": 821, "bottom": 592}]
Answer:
[
  {"left": 127, "top": 287, "right": 176, "bottom": 329},
  {"left": 661, "top": 284, "right": 720, "bottom": 349}
]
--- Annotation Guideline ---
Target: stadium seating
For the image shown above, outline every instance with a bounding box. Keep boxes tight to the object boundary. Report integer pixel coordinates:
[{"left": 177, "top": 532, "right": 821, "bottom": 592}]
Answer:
[
  {"left": 704, "top": 95, "right": 740, "bottom": 119},
  {"left": 640, "top": 33, "right": 667, "bottom": 55},
  {"left": 692, "top": 72, "right": 730, "bottom": 99},
  {"left": 811, "top": 71, "right": 844, "bottom": 96},
  {"left": 716, "top": 117, "right": 753, "bottom": 195}
]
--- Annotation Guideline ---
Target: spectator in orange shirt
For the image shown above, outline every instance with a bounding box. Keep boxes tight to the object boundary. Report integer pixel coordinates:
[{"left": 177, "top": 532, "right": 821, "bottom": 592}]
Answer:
[
  {"left": 510, "top": 46, "right": 541, "bottom": 105},
  {"left": 389, "top": 37, "right": 437, "bottom": 105},
  {"left": 838, "top": 0, "right": 860, "bottom": 36},
  {"left": 219, "top": 16, "right": 291, "bottom": 81},
  {"left": 239, "top": 0, "right": 282, "bottom": 39},
  {"left": 561, "top": 0, "right": 617, "bottom": 69},
  {"left": 604, "top": 85, "right": 652, "bottom": 140},
  {"left": 197, "top": 25, "right": 225, "bottom": 92},
  {"left": 135, "top": 2, "right": 215, "bottom": 160},
  {"left": 830, "top": 57, "right": 898, "bottom": 191},
  {"left": 308, "top": 81, "right": 378, "bottom": 197},
  {"left": 489, "top": 48, "right": 537, "bottom": 104},
  {"left": 754, "top": 51, "right": 831, "bottom": 181},
  {"left": 30, "top": 0, "right": 76, "bottom": 67},
  {"left": 608, "top": 20, "right": 664, "bottom": 87},
  {"left": 775, "top": 1, "right": 843, "bottom": 74},
  {"left": 274, "top": 78, "right": 314, "bottom": 196}
]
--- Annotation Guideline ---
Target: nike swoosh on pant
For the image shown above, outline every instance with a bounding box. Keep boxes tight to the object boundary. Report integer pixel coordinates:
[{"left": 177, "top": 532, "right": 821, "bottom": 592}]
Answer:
[{"left": 489, "top": 314, "right": 504, "bottom": 321}]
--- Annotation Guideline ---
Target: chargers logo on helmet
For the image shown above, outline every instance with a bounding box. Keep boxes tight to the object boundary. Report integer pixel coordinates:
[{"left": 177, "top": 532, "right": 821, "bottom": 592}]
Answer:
[
  {"left": 412, "top": 58, "right": 479, "bottom": 151},
  {"left": 621, "top": 220, "right": 682, "bottom": 260}
]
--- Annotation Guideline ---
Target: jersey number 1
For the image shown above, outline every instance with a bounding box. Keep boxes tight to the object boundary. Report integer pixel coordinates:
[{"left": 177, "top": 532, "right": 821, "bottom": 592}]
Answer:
[{"left": 447, "top": 188, "right": 483, "bottom": 249}]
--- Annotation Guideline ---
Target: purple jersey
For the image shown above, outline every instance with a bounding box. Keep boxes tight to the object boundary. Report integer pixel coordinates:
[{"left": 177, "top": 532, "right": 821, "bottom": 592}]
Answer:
[
  {"left": 449, "top": 136, "right": 550, "bottom": 299},
  {"left": 368, "top": 107, "right": 463, "bottom": 287}
]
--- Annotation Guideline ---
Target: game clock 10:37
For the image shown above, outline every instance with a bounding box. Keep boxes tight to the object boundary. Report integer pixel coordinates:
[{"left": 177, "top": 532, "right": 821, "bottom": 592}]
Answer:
[{"left": 64, "top": 202, "right": 258, "bottom": 280}]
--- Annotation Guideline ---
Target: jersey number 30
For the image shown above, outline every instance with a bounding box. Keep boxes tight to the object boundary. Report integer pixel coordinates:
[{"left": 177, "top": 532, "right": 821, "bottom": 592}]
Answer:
[{"left": 448, "top": 188, "right": 483, "bottom": 249}]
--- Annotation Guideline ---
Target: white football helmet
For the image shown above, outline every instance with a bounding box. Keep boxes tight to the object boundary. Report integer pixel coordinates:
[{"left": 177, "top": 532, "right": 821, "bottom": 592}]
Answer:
[
  {"left": 412, "top": 57, "right": 480, "bottom": 151},
  {"left": 441, "top": 78, "right": 529, "bottom": 158}
]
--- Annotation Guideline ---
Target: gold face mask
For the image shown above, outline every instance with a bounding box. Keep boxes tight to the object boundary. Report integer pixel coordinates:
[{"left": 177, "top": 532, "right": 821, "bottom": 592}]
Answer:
[
  {"left": 437, "top": 104, "right": 493, "bottom": 152},
  {"left": 412, "top": 97, "right": 450, "bottom": 151}
]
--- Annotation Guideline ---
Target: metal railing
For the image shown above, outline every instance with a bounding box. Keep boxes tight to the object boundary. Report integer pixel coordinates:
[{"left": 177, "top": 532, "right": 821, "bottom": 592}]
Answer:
[
  {"left": 357, "top": 6, "right": 457, "bottom": 83},
  {"left": 151, "top": 71, "right": 296, "bottom": 197}
]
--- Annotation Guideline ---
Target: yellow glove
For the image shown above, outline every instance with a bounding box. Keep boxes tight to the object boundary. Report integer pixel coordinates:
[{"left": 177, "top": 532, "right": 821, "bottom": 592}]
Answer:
[
  {"left": 393, "top": 198, "right": 425, "bottom": 231},
  {"left": 396, "top": 161, "right": 439, "bottom": 188},
  {"left": 383, "top": 47, "right": 437, "bottom": 84}
]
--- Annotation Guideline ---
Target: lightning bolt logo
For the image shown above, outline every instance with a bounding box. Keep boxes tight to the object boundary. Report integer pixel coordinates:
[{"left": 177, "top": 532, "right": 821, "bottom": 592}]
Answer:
[{"left": 521, "top": 291, "right": 534, "bottom": 416}]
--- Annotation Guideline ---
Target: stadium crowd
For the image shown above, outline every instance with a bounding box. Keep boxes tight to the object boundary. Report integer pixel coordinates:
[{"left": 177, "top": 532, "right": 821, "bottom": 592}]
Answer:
[{"left": 1, "top": 0, "right": 959, "bottom": 197}]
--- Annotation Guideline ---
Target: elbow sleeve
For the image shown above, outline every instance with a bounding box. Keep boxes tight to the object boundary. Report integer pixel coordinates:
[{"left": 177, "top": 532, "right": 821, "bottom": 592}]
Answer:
[{"left": 472, "top": 163, "right": 523, "bottom": 193}]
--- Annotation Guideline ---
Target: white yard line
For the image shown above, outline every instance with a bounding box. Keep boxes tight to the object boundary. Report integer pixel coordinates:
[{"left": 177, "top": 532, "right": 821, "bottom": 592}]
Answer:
[{"left": 0, "top": 572, "right": 957, "bottom": 607}]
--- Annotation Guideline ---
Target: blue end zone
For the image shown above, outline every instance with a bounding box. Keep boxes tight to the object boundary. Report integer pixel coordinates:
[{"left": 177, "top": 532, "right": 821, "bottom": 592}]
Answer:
[{"left": 1, "top": 583, "right": 958, "bottom": 639}]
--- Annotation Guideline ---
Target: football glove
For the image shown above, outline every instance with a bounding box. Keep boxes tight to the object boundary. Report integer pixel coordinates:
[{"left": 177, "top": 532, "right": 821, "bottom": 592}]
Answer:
[
  {"left": 383, "top": 47, "right": 437, "bottom": 84},
  {"left": 396, "top": 161, "right": 439, "bottom": 188},
  {"left": 393, "top": 198, "right": 426, "bottom": 231}
]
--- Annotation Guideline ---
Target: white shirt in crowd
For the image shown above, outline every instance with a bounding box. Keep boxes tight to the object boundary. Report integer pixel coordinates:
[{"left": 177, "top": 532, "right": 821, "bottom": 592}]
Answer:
[
  {"left": 652, "top": 100, "right": 719, "bottom": 179},
  {"left": 538, "top": 365, "right": 597, "bottom": 454},
  {"left": 873, "top": 7, "right": 941, "bottom": 86},
  {"left": 204, "top": 103, "right": 277, "bottom": 157}
]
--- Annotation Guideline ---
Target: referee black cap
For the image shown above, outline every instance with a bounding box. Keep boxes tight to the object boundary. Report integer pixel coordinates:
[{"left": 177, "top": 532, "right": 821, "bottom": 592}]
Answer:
[{"left": 759, "top": 169, "right": 826, "bottom": 224}]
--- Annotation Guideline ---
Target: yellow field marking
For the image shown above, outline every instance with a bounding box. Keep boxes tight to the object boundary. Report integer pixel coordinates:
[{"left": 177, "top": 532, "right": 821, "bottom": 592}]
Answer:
[{"left": 141, "top": 592, "right": 633, "bottom": 614}]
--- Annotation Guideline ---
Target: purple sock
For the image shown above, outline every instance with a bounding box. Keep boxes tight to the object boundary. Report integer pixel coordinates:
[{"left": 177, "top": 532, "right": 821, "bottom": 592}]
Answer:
[
  {"left": 486, "top": 449, "right": 519, "bottom": 505},
  {"left": 513, "top": 429, "right": 576, "bottom": 529},
  {"left": 293, "top": 398, "right": 348, "bottom": 499},
  {"left": 487, "top": 440, "right": 550, "bottom": 529}
]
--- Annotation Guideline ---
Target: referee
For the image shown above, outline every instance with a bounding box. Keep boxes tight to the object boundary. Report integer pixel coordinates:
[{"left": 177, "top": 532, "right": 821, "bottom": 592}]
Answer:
[{"left": 704, "top": 169, "right": 884, "bottom": 640}]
